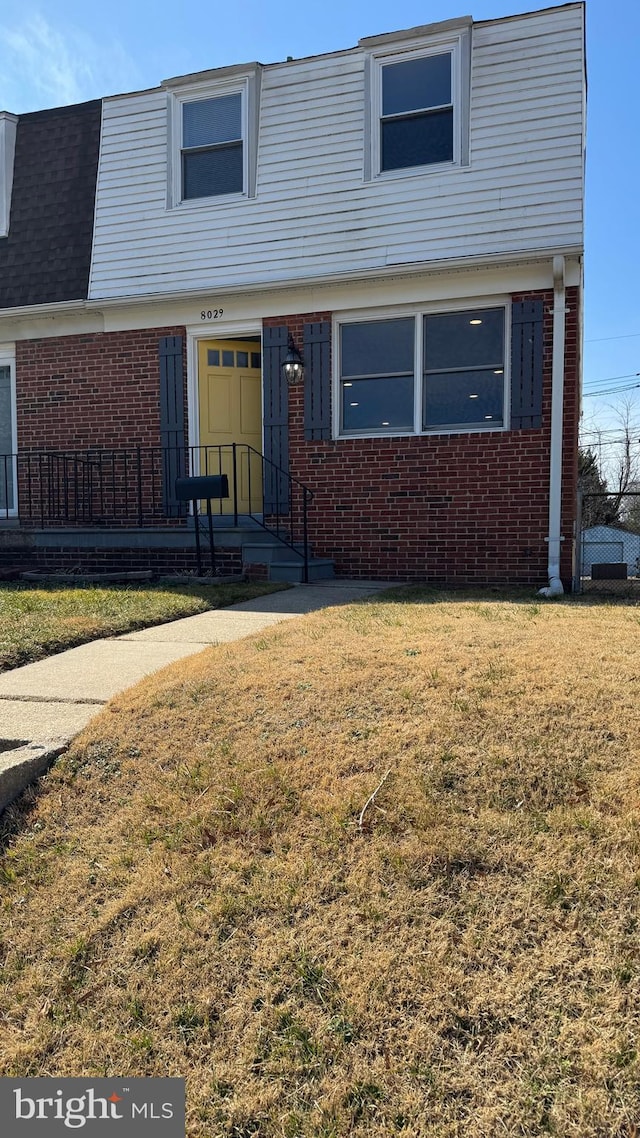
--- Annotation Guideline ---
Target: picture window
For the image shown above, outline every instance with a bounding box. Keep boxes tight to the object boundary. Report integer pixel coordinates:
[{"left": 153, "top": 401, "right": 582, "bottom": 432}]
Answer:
[{"left": 339, "top": 307, "right": 506, "bottom": 436}]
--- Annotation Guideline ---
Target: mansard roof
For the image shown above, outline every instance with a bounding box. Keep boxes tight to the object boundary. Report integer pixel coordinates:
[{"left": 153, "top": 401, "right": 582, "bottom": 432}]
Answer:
[{"left": 0, "top": 99, "right": 101, "bottom": 310}]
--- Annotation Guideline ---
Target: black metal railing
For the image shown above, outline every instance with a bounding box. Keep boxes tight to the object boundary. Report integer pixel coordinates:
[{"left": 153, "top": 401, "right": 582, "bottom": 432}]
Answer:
[{"left": 0, "top": 445, "right": 314, "bottom": 583}]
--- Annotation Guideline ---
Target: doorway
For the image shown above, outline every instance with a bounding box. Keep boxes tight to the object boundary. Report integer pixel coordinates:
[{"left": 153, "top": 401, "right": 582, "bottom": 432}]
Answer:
[{"left": 197, "top": 338, "right": 262, "bottom": 515}]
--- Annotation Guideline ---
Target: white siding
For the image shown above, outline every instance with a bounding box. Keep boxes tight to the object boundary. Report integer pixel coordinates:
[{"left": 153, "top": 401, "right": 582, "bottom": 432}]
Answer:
[{"left": 89, "top": 4, "right": 585, "bottom": 300}]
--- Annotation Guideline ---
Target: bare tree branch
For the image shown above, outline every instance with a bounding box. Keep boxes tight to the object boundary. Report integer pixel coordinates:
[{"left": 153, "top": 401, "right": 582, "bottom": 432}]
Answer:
[{"left": 358, "top": 768, "right": 392, "bottom": 832}]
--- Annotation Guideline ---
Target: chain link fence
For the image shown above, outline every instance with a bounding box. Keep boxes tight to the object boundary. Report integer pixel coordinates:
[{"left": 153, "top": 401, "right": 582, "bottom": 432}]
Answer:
[{"left": 577, "top": 493, "right": 640, "bottom": 595}]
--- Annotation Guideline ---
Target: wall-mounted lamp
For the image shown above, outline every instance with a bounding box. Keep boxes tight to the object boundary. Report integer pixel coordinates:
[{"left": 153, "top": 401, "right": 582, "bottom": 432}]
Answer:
[{"left": 282, "top": 334, "right": 304, "bottom": 384}]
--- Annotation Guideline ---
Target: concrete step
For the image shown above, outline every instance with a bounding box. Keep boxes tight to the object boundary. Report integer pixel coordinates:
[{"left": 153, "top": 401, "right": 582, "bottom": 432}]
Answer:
[
  {"left": 242, "top": 541, "right": 306, "bottom": 565},
  {"left": 269, "top": 559, "right": 335, "bottom": 583}
]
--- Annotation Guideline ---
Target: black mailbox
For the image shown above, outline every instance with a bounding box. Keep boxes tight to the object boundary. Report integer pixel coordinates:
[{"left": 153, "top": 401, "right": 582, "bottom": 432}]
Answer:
[
  {"left": 174, "top": 474, "right": 230, "bottom": 576},
  {"left": 175, "top": 474, "right": 229, "bottom": 502}
]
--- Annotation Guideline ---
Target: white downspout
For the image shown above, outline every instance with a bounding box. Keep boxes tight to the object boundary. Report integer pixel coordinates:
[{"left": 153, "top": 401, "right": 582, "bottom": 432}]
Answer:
[{"left": 539, "top": 255, "right": 566, "bottom": 598}]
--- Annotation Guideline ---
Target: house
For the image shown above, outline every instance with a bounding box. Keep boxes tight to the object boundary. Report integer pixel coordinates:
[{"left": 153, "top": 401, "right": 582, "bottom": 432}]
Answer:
[
  {"left": 581, "top": 526, "right": 640, "bottom": 578},
  {"left": 0, "top": 3, "right": 585, "bottom": 587}
]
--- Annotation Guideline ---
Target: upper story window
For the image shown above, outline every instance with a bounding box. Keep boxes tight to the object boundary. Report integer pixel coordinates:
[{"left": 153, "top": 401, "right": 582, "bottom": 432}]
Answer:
[
  {"left": 381, "top": 53, "right": 453, "bottom": 171},
  {"left": 164, "top": 64, "right": 262, "bottom": 208},
  {"left": 182, "top": 92, "right": 244, "bottom": 200},
  {"left": 0, "top": 112, "right": 18, "bottom": 238},
  {"left": 366, "top": 23, "right": 471, "bottom": 180}
]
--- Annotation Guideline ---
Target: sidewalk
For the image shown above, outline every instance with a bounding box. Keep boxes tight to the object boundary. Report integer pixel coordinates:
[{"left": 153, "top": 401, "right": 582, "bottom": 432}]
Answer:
[{"left": 0, "top": 580, "right": 394, "bottom": 808}]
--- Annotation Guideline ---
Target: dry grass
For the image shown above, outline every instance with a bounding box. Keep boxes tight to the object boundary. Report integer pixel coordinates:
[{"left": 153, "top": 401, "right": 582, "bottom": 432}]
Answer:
[
  {"left": 0, "top": 580, "right": 285, "bottom": 671},
  {"left": 1, "top": 588, "right": 640, "bottom": 1136}
]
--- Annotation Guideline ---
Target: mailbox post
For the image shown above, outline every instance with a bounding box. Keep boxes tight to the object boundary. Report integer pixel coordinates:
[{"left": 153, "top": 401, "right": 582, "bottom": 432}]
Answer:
[{"left": 175, "top": 474, "right": 229, "bottom": 576}]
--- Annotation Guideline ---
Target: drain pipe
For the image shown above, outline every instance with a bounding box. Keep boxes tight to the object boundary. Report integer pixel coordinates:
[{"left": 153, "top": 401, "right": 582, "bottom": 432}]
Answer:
[{"left": 539, "top": 255, "right": 566, "bottom": 598}]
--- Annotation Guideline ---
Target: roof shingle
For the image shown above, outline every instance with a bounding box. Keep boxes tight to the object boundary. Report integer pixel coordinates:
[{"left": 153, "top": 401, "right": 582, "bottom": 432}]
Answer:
[{"left": 0, "top": 99, "right": 101, "bottom": 309}]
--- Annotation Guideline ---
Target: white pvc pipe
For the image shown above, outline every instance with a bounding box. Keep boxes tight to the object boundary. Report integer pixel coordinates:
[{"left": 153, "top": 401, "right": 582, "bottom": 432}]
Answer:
[{"left": 539, "top": 255, "right": 566, "bottom": 598}]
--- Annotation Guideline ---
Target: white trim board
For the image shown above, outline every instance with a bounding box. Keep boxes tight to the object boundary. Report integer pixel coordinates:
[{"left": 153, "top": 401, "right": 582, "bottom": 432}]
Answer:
[
  {"left": 0, "top": 256, "right": 582, "bottom": 343},
  {"left": 186, "top": 320, "right": 262, "bottom": 460}
]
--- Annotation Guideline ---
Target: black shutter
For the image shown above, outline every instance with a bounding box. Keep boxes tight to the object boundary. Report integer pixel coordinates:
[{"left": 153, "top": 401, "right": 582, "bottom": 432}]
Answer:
[
  {"left": 303, "top": 320, "right": 331, "bottom": 440},
  {"left": 510, "top": 299, "right": 544, "bottom": 430},
  {"left": 159, "top": 336, "right": 186, "bottom": 516},
  {"left": 262, "top": 324, "right": 290, "bottom": 513}
]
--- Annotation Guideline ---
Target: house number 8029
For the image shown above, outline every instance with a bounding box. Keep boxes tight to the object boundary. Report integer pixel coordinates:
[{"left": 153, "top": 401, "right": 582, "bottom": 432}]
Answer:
[{"left": 200, "top": 309, "right": 224, "bottom": 320}]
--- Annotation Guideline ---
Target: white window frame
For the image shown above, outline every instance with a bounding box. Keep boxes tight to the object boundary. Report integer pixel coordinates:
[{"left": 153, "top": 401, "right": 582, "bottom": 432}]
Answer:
[
  {"left": 172, "top": 81, "right": 247, "bottom": 206},
  {"left": 0, "top": 113, "right": 18, "bottom": 238},
  {"left": 0, "top": 346, "right": 18, "bottom": 517},
  {"left": 333, "top": 299, "right": 511, "bottom": 441},
  {"left": 369, "top": 30, "right": 469, "bottom": 180},
  {"left": 166, "top": 69, "right": 261, "bottom": 209}
]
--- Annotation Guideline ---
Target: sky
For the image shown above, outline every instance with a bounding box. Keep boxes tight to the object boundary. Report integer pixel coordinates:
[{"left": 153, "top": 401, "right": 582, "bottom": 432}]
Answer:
[{"left": 0, "top": 0, "right": 638, "bottom": 458}]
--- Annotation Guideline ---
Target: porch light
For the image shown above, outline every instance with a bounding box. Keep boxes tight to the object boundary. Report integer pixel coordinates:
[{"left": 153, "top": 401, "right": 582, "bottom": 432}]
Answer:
[
  {"left": 469, "top": 319, "right": 483, "bottom": 325},
  {"left": 282, "top": 334, "right": 304, "bottom": 384}
]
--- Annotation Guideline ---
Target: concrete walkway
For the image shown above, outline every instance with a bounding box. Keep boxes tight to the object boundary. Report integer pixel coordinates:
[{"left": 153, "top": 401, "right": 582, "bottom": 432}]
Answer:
[{"left": 0, "top": 580, "right": 393, "bottom": 808}]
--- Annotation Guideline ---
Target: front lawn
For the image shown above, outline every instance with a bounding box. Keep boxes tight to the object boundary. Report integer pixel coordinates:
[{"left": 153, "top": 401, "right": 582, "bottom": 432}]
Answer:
[
  {"left": 1, "top": 589, "right": 639, "bottom": 1136},
  {"left": 0, "top": 580, "right": 286, "bottom": 671}
]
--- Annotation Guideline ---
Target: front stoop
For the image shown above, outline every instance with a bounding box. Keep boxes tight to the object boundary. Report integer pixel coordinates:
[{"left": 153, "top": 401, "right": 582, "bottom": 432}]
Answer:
[
  {"left": 241, "top": 540, "right": 334, "bottom": 583},
  {"left": 269, "top": 559, "right": 335, "bottom": 583},
  {"left": 0, "top": 524, "right": 335, "bottom": 583}
]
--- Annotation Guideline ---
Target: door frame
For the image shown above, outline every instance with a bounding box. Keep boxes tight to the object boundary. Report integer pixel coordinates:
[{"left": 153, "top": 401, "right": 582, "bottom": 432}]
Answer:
[
  {"left": 0, "top": 345, "right": 18, "bottom": 518},
  {"left": 186, "top": 319, "right": 263, "bottom": 472}
]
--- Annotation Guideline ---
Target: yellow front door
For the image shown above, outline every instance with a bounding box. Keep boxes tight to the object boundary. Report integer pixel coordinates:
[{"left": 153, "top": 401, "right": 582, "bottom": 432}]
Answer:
[{"left": 198, "top": 339, "right": 262, "bottom": 515}]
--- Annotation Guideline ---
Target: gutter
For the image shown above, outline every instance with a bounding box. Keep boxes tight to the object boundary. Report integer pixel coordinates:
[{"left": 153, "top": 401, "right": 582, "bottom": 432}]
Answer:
[
  {"left": 80, "top": 246, "right": 583, "bottom": 312},
  {"left": 0, "top": 249, "right": 583, "bottom": 325},
  {"left": 539, "top": 254, "right": 566, "bottom": 598}
]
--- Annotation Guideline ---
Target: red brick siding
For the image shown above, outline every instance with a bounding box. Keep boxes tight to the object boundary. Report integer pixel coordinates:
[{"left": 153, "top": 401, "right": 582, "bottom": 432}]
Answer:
[
  {"left": 11, "top": 293, "right": 580, "bottom": 586},
  {"left": 270, "top": 289, "right": 580, "bottom": 585},
  {"left": 16, "top": 326, "right": 187, "bottom": 450},
  {"left": 15, "top": 326, "right": 188, "bottom": 526},
  {"left": 0, "top": 545, "right": 241, "bottom": 576}
]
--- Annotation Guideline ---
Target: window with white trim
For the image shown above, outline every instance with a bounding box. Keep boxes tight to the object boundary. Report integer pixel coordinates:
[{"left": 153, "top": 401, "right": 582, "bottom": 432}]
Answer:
[
  {"left": 381, "top": 52, "right": 453, "bottom": 170},
  {"left": 166, "top": 67, "right": 261, "bottom": 207},
  {"left": 0, "top": 355, "right": 16, "bottom": 513},
  {"left": 181, "top": 90, "right": 244, "bottom": 200},
  {"left": 338, "top": 306, "right": 506, "bottom": 436},
  {"left": 0, "top": 112, "right": 18, "bottom": 238},
  {"left": 423, "top": 309, "right": 505, "bottom": 428},
  {"left": 370, "top": 30, "right": 469, "bottom": 177}
]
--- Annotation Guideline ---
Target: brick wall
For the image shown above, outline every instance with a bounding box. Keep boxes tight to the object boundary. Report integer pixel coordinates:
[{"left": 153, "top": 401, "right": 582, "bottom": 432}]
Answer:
[
  {"left": 16, "top": 326, "right": 187, "bottom": 450},
  {"left": 10, "top": 293, "right": 580, "bottom": 585},
  {"left": 0, "top": 544, "right": 242, "bottom": 576},
  {"left": 270, "top": 288, "right": 580, "bottom": 585},
  {"left": 15, "top": 326, "right": 188, "bottom": 527}
]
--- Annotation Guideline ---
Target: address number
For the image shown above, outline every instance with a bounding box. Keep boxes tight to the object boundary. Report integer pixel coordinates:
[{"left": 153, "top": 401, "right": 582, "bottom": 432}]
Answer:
[{"left": 200, "top": 309, "right": 224, "bottom": 320}]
